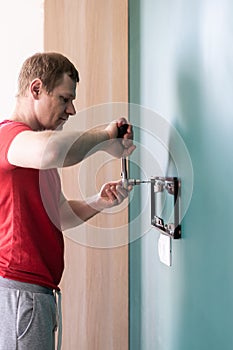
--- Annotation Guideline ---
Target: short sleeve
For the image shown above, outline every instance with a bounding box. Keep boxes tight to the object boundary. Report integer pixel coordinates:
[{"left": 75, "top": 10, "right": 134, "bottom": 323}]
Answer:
[{"left": 0, "top": 120, "right": 31, "bottom": 169}]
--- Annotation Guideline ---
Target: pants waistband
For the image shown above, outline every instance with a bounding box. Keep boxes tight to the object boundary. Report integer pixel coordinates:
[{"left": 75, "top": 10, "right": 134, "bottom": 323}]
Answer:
[{"left": 0, "top": 277, "right": 54, "bottom": 295}]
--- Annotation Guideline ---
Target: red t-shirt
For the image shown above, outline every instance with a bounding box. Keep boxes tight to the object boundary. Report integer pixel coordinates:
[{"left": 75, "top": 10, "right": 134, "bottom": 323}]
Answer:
[{"left": 0, "top": 120, "right": 64, "bottom": 290}]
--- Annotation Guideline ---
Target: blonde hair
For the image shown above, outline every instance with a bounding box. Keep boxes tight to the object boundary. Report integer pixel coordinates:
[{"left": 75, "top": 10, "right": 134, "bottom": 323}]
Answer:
[{"left": 17, "top": 52, "right": 79, "bottom": 97}]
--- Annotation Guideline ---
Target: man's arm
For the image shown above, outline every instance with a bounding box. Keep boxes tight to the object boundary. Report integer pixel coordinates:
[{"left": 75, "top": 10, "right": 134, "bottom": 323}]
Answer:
[
  {"left": 59, "top": 181, "right": 131, "bottom": 231},
  {"left": 7, "top": 120, "right": 135, "bottom": 169}
]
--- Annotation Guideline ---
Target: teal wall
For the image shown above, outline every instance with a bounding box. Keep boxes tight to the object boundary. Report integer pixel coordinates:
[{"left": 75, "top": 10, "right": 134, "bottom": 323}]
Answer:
[{"left": 129, "top": 1, "right": 233, "bottom": 349}]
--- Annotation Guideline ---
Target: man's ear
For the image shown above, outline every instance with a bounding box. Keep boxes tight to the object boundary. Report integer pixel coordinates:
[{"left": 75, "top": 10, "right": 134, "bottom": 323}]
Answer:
[{"left": 30, "top": 79, "right": 43, "bottom": 99}]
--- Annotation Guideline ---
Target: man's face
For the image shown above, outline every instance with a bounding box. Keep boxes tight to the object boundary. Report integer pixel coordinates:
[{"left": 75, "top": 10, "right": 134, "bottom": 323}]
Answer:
[{"left": 35, "top": 73, "right": 77, "bottom": 130}]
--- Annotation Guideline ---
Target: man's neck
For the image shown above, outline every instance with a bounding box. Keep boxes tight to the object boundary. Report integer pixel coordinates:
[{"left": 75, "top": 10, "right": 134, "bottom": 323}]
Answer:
[{"left": 10, "top": 100, "right": 41, "bottom": 131}]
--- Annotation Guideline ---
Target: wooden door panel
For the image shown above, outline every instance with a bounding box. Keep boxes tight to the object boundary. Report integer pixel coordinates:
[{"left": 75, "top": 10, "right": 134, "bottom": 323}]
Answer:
[{"left": 44, "top": 1, "right": 128, "bottom": 349}]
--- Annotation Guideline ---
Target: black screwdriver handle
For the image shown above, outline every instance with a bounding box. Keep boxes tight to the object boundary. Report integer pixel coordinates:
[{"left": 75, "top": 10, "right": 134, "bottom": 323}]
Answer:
[{"left": 117, "top": 124, "right": 129, "bottom": 138}]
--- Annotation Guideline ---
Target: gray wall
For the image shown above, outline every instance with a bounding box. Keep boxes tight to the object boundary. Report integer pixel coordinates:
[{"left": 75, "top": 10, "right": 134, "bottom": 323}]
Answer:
[{"left": 129, "top": 1, "right": 233, "bottom": 349}]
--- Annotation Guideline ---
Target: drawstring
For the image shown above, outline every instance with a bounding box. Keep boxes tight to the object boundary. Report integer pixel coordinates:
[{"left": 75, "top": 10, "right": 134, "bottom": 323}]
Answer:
[{"left": 55, "top": 290, "right": 62, "bottom": 350}]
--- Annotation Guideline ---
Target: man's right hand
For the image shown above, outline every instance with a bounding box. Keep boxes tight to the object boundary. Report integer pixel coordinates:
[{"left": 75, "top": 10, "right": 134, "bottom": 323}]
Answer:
[{"left": 104, "top": 118, "right": 136, "bottom": 158}]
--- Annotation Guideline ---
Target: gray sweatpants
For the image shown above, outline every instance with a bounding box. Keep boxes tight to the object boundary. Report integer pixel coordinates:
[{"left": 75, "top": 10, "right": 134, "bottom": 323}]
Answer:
[{"left": 0, "top": 277, "right": 60, "bottom": 350}]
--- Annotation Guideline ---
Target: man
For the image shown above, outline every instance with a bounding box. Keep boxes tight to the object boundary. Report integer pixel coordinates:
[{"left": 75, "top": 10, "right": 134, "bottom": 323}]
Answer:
[{"left": 0, "top": 52, "right": 135, "bottom": 350}]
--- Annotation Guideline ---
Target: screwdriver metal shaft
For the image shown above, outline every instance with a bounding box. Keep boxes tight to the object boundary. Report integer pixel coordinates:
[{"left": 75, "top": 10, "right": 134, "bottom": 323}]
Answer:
[
  {"left": 120, "top": 157, "right": 150, "bottom": 187},
  {"left": 121, "top": 157, "right": 128, "bottom": 189},
  {"left": 128, "top": 179, "right": 151, "bottom": 185}
]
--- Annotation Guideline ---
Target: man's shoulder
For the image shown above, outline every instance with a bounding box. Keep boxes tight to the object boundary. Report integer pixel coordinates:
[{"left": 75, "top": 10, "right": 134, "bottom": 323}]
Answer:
[{"left": 0, "top": 119, "right": 31, "bottom": 131}]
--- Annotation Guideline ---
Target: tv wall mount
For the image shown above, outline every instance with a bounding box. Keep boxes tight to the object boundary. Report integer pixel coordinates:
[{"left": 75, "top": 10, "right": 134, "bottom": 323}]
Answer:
[{"left": 150, "top": 177, "right": 181, "bottom": 239}]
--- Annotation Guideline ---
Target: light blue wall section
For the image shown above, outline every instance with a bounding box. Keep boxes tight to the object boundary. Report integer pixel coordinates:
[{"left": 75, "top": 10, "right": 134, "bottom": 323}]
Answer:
[{"left": 129, "top": 1, "right": 233, "bottom": 349}]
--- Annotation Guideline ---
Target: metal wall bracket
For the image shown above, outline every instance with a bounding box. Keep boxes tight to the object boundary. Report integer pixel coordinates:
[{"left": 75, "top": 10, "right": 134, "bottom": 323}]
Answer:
[{"left": 151, "top": 177, "right": 181, "bottom": 239}]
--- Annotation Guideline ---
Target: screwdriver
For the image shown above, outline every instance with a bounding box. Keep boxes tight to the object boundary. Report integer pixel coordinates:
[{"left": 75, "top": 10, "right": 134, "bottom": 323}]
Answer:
[
  {"left": 117, "top": 124, "right": 150, "bottom": 188},
  {"left": 117, "top": 124, "right": 129, "bottom": 188},
  {"left": 121, "top": 156, "right": 150, "bottom": 187}
]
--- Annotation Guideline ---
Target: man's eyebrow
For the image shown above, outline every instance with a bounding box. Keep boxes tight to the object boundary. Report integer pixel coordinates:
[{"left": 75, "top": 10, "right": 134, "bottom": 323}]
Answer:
[{"left": 61, "top": 93, "right": 76, "bottom": 99}]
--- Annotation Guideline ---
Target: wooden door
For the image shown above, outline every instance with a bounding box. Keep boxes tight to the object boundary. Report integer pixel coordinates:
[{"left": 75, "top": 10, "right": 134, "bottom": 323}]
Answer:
[{"left": 44, "top": 1, "right": 128, "bottom": 349}]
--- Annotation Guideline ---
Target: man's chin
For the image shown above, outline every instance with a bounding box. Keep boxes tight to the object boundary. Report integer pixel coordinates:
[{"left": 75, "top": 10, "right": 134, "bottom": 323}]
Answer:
[{"left": 56, "top": 121, "right": 66, "bottom": 131}]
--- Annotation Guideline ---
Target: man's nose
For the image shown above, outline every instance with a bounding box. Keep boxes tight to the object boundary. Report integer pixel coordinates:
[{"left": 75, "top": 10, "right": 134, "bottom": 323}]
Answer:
[{"left": 66, "top": 101, "right": 76, "bottom": 115}]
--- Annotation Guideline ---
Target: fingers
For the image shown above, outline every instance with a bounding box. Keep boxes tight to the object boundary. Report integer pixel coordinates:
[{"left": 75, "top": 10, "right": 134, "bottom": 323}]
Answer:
[
  {"left": 104, "top": 120, "right": 118, "bottom": 139},
  {"left": 104, "top": 118, "right": 136, "bottom": 158},
  {"left": 102, "top": 181, "right": 132, "bottom": 207},
  {"left": 117, "top": 119, "right": 133, "bottom": 140},
  {"left": 122, "top": 144, "right": 137, "bottom": 157},
  {"left": 117, "top": 119, "right": 135, "bottom": 155},
  {"left": 104, "top": 119, "right": 132, "bottom": 140},
  {"left": 117, "top": 117, "right": 128, "bottom": 128},
  {"left": 106, "top": 185, "right": 127, "bottom": 204}
]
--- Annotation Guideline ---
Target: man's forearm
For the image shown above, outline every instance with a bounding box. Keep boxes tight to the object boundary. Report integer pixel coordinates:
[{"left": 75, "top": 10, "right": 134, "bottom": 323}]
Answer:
[
  {"left": 47, "top": 129, "right": 110, "bottom": 168},
  {"left": 64, "top": 129, "right": 110, "bottom": 166},
  {"left": 60, "top": 198, "right": 102, "bottom": 231}
]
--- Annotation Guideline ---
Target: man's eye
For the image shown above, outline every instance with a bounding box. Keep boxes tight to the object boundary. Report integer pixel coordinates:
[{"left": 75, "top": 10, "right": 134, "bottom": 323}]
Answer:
[{"left": 60, "top": 96, "right": 69, "bottom": 103}]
